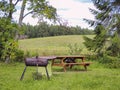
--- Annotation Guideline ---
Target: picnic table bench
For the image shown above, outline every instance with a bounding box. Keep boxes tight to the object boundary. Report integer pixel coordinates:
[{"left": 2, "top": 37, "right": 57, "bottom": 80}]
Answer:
[{"left": 51, "top": 55, "right": 92, "bottom": 72}]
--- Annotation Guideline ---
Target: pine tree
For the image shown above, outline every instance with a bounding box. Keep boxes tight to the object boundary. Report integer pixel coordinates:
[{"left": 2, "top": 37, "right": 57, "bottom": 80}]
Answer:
[{"left": 84, "top": 0, "right": 120, "bottom": 57}]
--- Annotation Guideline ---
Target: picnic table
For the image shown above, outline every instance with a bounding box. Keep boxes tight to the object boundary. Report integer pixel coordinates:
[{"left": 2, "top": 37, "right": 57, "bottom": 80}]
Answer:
[
  {"left": 40, "top": 55, "right": 91, "bottom": 72},
  {"left": 52, "top": 55, "right": 92, "bottom": 72}
]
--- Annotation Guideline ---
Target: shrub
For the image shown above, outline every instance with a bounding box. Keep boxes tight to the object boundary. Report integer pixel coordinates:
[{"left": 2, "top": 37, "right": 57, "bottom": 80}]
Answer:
[
  {"left": 0, "top": 18, "right": 18, "bottom": 63},
  {"left": 104, "top": 55, "right": 120, "bottom": 68},
  {"left": 98, "top": 54, "right": 120, "bottom": 68},
  {"left": 14, "top": 49, "right": 25, "bottom": 62},
  {"left": 67, "top": 43, "right": 83, "bottom": 55},
  {"left": 24, "top": 50, "right": 39, "bottom": 58}
]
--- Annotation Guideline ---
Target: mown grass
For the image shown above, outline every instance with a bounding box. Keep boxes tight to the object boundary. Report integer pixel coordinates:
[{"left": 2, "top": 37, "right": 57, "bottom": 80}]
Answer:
[
  {"left": 19, "top": 35, "right": 94, "bottom": 55},
  {"left": 0, "top": 61, "right": 120, "bottom": 90}
]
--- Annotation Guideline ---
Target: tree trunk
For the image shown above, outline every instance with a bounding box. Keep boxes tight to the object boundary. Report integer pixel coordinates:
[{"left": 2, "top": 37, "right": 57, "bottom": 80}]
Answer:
[
  {"left": 18, "top": 0, "right": 26, "bottom": 26},
  {"left": 5, "top": 56, "right": 10, "bottom": 63},
  {"left": 8, "top": 0, "right": 13, "bottom": 19},
  {"left": 15, "top": 0, "right": 27, "bottom": 40}
]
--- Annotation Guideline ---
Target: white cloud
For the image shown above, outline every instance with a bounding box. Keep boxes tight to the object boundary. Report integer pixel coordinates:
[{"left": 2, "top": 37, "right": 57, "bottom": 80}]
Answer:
[{"left": 48, "top": 0, "right": 95, "bottom": 29}]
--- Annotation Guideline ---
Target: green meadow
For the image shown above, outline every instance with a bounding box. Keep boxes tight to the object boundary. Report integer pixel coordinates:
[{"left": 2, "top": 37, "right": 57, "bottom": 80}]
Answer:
[
  {"left": 0, "top": 35, "right": 120, "bottom": 90},
  {"left": 19, "top": 35, "right": 94, "bottom": 56}
]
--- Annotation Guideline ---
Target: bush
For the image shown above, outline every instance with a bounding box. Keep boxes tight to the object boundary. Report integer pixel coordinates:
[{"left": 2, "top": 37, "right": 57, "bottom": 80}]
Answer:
[
  {"left": 104, "top": 56, "right": 120, "bottom": 68},
  {"left": 85, "top": 54, "right": 97, "bottom": 61},
  {"left": 24, "top": 50, "right": 39, "bottom": 58},
  {"left": 0, "top": 18, "right": 19, "bottom": 63},
  {"left": 98, "top": 55, "right": 120, "bottom": 68},
  {"left": 87, "top": 53, "right": 120, "bottom": 68},
  {"left": 14, "top": 49, "right": 25, "bottom": 62},
  {"left": 67, "top": 43, "right": 83, "bottom": 55}
]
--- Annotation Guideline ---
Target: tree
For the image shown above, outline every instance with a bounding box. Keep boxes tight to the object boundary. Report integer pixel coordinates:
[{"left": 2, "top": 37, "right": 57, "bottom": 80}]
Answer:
[
  {"left": 0, "top": 0, "right": 57, "bottom": 63},
  {"left": 83, "top": 0, "right": 120, "bottom": 68},
  {"left": 0, "top": 0, "right": 57, "bottom": 24},
  {"left": 0, "top": 0, "right": 57, "bottom": 39},
  {"left": 18, "top": 0, "right": 57, "bottom": 26},
  {"left": 84, "top": 0, "right": 120, "bottom": 57}
]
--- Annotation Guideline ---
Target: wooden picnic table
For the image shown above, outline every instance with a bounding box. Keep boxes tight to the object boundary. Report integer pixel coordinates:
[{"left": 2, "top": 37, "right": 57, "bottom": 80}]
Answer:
[
  {"left": 39, "top": 55, "right": 92, "bottom": 72},
  {"left": 46, "top": 55, "right": 91, "bottom": 72}
]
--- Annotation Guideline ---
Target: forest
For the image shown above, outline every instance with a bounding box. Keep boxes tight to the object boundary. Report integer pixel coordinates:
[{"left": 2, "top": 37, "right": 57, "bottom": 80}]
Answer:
[{"left": 22, "top": 22, "right": 94, "bottom": 38}]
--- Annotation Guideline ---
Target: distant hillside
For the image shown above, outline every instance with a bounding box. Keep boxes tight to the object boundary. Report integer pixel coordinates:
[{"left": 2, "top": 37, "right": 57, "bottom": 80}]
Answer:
[{"left": 19, "top": 35, "right": 94, "bottom": 56}]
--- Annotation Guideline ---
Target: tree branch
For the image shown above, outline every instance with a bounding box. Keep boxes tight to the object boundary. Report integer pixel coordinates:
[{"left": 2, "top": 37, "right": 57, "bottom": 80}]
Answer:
[
  {"left": 14, "top": 0, "right": 20, "bottom": 6},
  {"left": 23, "top": 11, "right": 34, "bottom": 19}
]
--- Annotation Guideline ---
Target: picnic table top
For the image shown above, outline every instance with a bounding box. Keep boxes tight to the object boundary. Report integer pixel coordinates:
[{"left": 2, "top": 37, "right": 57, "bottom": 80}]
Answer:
[{"left": 39, "top": 55, "right": 86, "bottom": 60}]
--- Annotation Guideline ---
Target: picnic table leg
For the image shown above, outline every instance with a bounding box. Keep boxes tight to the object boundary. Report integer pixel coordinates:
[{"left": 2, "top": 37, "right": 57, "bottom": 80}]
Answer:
[
  {"left": 20, "top": 66, "right": 27, "bottom": 80},
  {"left": 51, "top": 59, "right": 56, "bottom": 66},
  {"left": 63, "top": 65, "right": 67, "bottom": 72},
  {"left": 84, "top": 65, "right": 87, "bottom": 71},
  {"left": 36, "top": 64, "right": 39, "bottom": 80},
  {"left": 45, "top": 66, "right": 50, "bottom": 80}
]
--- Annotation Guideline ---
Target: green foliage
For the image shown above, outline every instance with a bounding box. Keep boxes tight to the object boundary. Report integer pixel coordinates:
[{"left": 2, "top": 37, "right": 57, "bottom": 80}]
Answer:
[
  {"left": 84, "top": 0, "right": 120, "bottom": 68},
  {"left": 106, "top": 32, "right": 120, "bottom": 56},
  {"left": 1, "top": 40, "right": 18, "bottom": 60},
  {"left": 98, "top": 54, "right": 120, "bottom": 68},
  {"left": 0, "top": 1, "right": 10, "bottom": 17},
  {"left": 0, "top": 0, "right": 57, "bottom": 25},
  {"left": 23, "top": 22, "right": 94, "bottom": 38},
  {"left": 13, "top": 49, "right": 24, "bottom": 62},
  {"left": 28, "top": 0, "right": 57, "bottom": 21},
  {"left": 83, "top": 36, "right": 94, "bottom": 51},
  {"left": 67, "top": 43, "right": 83, "bottom": 55},
  {"left": 24, "top": 50, "right": 39, "bottom": 58},
  {"left": 0, "top": 18, "right": 19, "bottom": 62},
  {"left": 84, "top": 25, "right": 107, "bottom": 54}
]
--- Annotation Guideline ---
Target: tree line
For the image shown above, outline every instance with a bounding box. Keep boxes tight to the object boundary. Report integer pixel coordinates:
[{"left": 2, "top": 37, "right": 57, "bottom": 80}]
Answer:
[{"left": 23, "top": 22, "right": 94, "bottom": 38}]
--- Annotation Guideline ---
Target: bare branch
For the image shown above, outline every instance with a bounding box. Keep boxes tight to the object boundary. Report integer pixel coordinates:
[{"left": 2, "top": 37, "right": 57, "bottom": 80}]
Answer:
[{"left": 14, "top": 0, "right": 21, "bottom": 6}]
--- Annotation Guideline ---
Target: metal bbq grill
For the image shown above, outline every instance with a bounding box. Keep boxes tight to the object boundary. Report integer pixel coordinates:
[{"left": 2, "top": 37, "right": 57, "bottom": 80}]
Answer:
[{"left": 20, "top": 56, "right": 50, "bottom": 80}]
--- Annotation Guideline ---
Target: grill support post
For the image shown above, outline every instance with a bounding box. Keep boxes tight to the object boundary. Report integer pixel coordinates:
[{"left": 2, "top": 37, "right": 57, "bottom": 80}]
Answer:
[
  {"left": 45, "top": 66, "right": 50, "bottom": 80},
  {"left": 20, "top": 66, "right": 27, "bottom": 80}
]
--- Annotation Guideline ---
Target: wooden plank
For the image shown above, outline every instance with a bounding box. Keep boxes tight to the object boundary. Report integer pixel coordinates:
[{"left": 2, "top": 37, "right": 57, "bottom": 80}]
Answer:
[{"left": 64, "top": 62, "right": 91, "bottom": 65}]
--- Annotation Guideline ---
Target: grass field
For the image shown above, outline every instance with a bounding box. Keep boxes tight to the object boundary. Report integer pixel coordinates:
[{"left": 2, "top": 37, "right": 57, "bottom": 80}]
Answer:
[
  {"left": 0, "top": 35, "right": 120, "bottom": 90},
  {"left": 0, "top": 62, "right": 120, "bottom": 90},
  {"left": 19, "top": 35, "right": 94, "bottom": 56}
]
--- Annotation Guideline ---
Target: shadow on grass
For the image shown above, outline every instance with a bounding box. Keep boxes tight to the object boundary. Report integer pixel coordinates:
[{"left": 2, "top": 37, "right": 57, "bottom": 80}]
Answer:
[{"left": 52, "top": 66, "right": 92, "bottom": 74}]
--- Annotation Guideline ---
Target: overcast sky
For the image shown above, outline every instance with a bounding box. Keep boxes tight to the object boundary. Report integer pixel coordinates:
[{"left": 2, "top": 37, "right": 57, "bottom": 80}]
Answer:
[{"left": 15, "top": 0, "right": 96, "bottom": 29}]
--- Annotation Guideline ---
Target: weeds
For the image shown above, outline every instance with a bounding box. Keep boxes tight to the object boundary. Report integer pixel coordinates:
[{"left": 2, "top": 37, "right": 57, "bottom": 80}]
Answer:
[{"left": 67, "top": 43, "right": 83, "bottom": 55}]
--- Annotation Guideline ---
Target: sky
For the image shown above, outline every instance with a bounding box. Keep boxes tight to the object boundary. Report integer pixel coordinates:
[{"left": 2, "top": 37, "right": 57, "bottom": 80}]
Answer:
[{"left": 14, "top": 0, "right": 96, "bottom": 29}]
